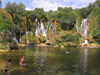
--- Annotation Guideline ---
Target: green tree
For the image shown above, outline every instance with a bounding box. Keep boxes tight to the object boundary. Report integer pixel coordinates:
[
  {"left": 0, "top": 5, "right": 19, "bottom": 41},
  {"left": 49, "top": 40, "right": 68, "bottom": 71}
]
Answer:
[
  {"left": 57, "top": 11, "right": 76, "bottom": 30},
  {"left": 79, "top": 7, "right": 88, "bottom": 18},
  {"left": 58, "top": 7, "right": 63, "bottom": 11},
  {"left": 0, "top": 19, "right": 12, "bottom": 44},
  {"left": 93, "top": 26, "right": 100, "bottom": 42},
  {"left": 4, "top": 2, "right": 25, "bottom": 24}
]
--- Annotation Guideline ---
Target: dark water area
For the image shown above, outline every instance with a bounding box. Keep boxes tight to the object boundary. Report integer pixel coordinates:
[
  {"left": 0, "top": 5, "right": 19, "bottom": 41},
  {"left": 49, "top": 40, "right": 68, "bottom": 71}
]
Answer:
[{"left": 0, "top": 46, "right": 100, "bottom": 75}]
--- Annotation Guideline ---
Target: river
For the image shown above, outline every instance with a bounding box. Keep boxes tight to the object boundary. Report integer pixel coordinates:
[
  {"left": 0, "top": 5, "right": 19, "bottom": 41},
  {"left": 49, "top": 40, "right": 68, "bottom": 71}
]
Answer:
[{"left": 0, "top": 46, "right": 100, "bottom": 75}]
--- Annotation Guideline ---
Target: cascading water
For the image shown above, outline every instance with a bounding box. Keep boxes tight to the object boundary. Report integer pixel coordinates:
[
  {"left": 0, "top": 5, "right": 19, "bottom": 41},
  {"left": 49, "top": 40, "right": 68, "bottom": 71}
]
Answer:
[
  {"left": 35, "top": 22, "right": 40, "bottom": 37},
  {"left": 13, "top": 32, "right": 18, "bottom": 43},
  {"left": 35, "top": 22, "right": 47, "bottom": 37},
  {"left": 45, "top": 22, "right": 49, "bottom": 35},
  {"left": 76, "top": 19, "right": 79, "bottom": 32},
  {"left": 25, "top": 26, "right": 29, "bottom": 44},
  {"left": 40, "top": 22, "right": 47, "bottom": 37},
  {"left": 19, "top": 33, "right": 21, "bottom": 44},
  {"left": 52, "top": 25, "right": 57, "bottom": 34},
  {"left": 35, "top": 21, "right": 57, "bottom": 37},
  {"left": 52, "top": 21, "right": 57, "bottom": 34},
  {"left": 49, "top": 24, "right": 52, "bottom": 30},
  {"left": 81, "top": 19, "right": 88, "bottom": 45}
]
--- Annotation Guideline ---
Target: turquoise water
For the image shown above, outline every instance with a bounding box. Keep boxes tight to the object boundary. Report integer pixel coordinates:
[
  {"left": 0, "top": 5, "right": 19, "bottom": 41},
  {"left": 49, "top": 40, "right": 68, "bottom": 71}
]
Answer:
[{"left": 0, "top": 46, "right": 100, "bottom": 75}]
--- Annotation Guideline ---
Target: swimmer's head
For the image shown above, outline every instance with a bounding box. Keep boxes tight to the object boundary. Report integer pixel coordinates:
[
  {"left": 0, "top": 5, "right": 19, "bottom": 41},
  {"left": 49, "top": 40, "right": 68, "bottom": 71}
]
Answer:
[
  {"left": 8, "top": 59, "right": 12, "bottom": 62},
  {"left": 22, "top": 56, "right": 24, "bottom": 58}
]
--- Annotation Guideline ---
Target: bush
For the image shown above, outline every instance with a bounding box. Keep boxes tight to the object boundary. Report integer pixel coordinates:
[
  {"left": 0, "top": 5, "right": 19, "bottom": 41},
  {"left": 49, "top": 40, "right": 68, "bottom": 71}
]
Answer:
[
  {"left": 38, "top": 35, "right": 46, "bottom": 43},
  {"left": 62, "top": 33, "right": 74, "bottom": 42},
  {"left": 93, "top": 27, "right": 100, "bottom": 42},
  {"left": 74, "top": 33, "right": 81, "bottom": 44}
]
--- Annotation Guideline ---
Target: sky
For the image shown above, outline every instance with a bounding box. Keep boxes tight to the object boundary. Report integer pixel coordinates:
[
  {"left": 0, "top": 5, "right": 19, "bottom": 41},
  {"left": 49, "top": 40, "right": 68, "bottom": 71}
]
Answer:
[{"left": 1, "top": 0, "right": 96, "bottom": 11}]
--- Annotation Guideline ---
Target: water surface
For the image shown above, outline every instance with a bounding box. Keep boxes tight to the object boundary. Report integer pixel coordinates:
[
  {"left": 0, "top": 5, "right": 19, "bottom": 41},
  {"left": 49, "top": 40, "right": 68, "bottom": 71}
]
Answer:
[{"left": 0, "top": 46, "right": 100, "bottom": 75}]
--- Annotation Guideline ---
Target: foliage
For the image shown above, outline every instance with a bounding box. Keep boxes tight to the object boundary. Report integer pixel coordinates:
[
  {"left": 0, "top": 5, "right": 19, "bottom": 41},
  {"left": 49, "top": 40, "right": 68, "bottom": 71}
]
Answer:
[
  {"left": 62, "top": 33, "right": 74, "bottom": 42},
  {"left": 0, "top": 0, "right": 100, "bottom": 47},
  {"left": 0, "top": 43, "right": 5, "bottom": 49},
  {"left": 0, "top": 9, "right": 13, "bottom": 23},
  {"left": 57, "top": 11, "right": 76, "bottom": 30},
  {"left": 4, "top": 2, "right": 25, "bottom": 14},
  {"left": 74, "top": 33, "right": 81, "bottom": 44},
  {"left": 93, "top": 27, "right": 100, "bottom": 42},
  {"left": 0, "top": 31, "right": 12, "bottom": 44},
  {"left": 79, "top": 7, "right": 89, "bottom": 19},
  {"left": 0, "top": 19, "right": 12, "bottom": 32},
  {"left": 38, "top": 35, "right": 46, "bottom": 43}
]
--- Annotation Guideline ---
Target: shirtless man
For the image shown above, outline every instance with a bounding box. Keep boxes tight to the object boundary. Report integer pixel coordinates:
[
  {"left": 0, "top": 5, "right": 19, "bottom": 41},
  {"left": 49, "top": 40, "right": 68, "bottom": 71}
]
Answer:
[
  {"left": 5, "top": 59, "right": 12, "bottom": 75},
  {"left": 19, "top": 56, "right": 25, "bottom": 67}
]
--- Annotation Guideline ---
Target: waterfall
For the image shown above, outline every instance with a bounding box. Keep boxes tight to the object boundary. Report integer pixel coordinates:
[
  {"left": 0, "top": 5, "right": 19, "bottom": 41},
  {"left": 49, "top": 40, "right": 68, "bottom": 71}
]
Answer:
[
  {"left": 81, "top": 19, "right": 88, "bottom": 45},
  {"left": 45, "top": 22, "right": 49, "bottom": 35},
  {"left": 81, "top": 19, "right": 88, "bottom": 39},
  {"left": 40, "top": 22, "right": 47, "bottom": 37},
  {"left": 35, "top": 22, "right": 40, "bottom": 37},
  {"left": 52, "top": 21, "right": 57, "bottom": 34},
  {"left": 19, "top": 32, "right": 21, "bottom": 44},
  {"left": 76, "top": 19, "right": 79, "bottom": 32},
  {"left": 52, "top": 25, "right": 57, "bottom": 34},
  {"left": 19, "top": 37, "right": 21, "bottom": 44},
  {"left": 13, "top": 32, "right": 18, "bottom": 43},
  {"left": 49, "top": 24, "right": 52, "bottom": 30},
  {"left": 35, "top": 20, "right": 57, "bottom": 37},
  {"left": 25, "top": 26, "right": 29, "bottom": 44},
  {"left": 35, "top": 22, "right": 47, "bottom": 37}
]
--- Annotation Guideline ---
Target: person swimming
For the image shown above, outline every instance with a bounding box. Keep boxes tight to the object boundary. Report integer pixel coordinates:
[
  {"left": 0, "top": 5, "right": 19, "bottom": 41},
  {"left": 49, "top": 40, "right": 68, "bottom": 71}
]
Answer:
[
  {"left": 19, "top": 56, "right": 25, "bottom": 67},
  {"left": 65, "top": 51, "right": 70, "bottom": 54},
  {"left": 5, "top": 59, "right": 12, "bottom": 75}
]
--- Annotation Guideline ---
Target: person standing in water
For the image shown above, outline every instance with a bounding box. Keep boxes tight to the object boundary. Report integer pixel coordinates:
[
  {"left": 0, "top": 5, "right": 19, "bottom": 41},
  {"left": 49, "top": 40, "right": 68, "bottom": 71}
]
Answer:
[
  {"left": 5, "top": 59, "right": 12, "bottom": 75},
  {"left": 19, "top": 56, "right": 25, "bottom": 67}
]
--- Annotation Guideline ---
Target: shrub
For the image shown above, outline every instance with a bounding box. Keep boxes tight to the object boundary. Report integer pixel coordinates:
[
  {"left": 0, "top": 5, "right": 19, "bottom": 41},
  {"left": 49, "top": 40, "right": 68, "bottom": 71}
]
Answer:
[{"left": 62, "top": 33, "right": 74, "bottom": 42}]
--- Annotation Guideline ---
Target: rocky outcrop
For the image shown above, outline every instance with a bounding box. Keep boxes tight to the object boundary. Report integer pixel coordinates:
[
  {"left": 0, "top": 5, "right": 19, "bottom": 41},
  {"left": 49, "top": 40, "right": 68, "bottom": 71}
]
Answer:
[
  {"left": 54, "top": 45, "right": 59, "bottom": 47},
  {"left": 37, "top": 43, "right": 50, "bottom": 47},
  {"left": 81, "top": 43, "right": 100, "bottom": 48},
  {"left": 60, "top": 46, "right": 64, "bottom": 48},
  {"left": 45, "top": 40, "right": 52, "bottom": 45}
]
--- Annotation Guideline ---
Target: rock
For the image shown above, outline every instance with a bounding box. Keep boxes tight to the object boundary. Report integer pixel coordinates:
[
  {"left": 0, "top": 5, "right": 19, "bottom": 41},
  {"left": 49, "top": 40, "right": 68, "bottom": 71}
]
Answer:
[
  {"left": 45, "top": 40, "right": 52, "bottom": 45},
  {"left": 54, "top": 45, "right": 59, "bottom": 47},
  {"left": 37, "top": 43, "right": 47, "bottom": 46},
  {"left": 60, "top": 46, "right": 64, "bottom": 48}
]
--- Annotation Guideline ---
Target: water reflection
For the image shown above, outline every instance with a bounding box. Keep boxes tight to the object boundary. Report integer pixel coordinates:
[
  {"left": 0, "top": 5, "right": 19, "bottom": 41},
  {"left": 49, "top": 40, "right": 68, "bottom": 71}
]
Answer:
[
  {"left": 82, "top": 48, "right": 88, "bottom": 75},
  {"left": 0, "top": 47, "right": 100, "bottom": 75},
  {"left": 34, "top": 47, "right": 47, "bottom": 74},
  {"left": 25, "top": 47, "right": 29, "bottom": 61}
]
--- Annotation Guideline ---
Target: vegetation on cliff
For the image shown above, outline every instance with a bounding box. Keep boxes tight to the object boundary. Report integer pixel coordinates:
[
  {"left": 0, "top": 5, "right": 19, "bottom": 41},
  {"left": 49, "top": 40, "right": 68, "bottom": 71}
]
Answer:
[{"left": 0, "top": 0, "right": 100, "bottom": 49}]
